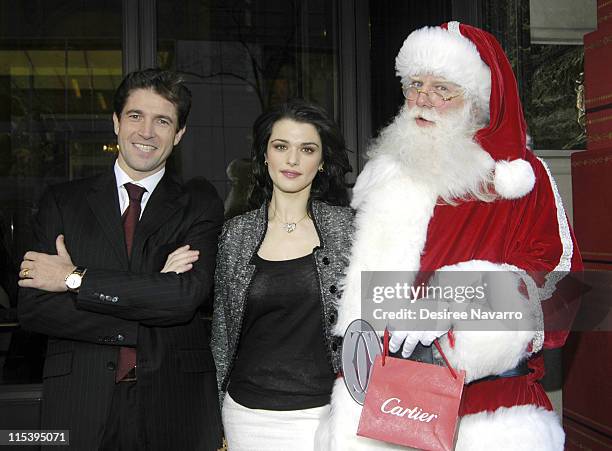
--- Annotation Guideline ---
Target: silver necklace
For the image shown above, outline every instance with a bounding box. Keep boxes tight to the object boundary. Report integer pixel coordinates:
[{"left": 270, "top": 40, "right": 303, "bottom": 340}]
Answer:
[{"left": 270, "top": 209, "right": 309, "bottom": 233}]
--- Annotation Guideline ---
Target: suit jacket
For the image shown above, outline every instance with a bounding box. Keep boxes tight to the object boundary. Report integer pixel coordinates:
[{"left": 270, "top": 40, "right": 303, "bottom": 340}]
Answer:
[{"left": 18, "top": 168, "right": 224, "bottom": 451}]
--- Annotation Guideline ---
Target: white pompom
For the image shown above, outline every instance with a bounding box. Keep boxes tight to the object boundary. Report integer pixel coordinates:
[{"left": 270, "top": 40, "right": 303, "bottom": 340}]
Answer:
[{"left": 494, "top": 159, "right": 535, "bottom": 199}]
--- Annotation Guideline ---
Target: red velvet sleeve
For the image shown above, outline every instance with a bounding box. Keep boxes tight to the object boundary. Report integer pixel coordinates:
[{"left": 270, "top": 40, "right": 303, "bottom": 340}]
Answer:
[{"left": 504, "top": 152, "right": 583, "bottom": 349}]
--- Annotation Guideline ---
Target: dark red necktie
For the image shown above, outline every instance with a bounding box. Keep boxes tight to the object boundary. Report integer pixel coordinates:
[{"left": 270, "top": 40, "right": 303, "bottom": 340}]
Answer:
[{"left": 116, "top": 182, "right": 146, "bottom": 382}]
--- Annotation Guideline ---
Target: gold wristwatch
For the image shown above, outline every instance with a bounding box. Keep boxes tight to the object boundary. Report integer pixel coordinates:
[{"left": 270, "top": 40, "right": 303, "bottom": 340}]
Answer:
[{"left": 65, "top": 266, "right": 87, "bottom": 293}]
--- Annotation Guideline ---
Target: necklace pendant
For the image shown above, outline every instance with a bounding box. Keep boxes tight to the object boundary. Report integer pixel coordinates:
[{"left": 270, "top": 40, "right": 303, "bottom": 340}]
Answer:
[{"left": 283, "top": 222, "right": 297, "bottom": 233}]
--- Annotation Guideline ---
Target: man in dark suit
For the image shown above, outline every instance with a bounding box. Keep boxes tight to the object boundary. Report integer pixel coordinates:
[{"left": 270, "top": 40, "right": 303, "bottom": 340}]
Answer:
[{"left": 17, "top": 69, "right": 224, "bottom": 450}]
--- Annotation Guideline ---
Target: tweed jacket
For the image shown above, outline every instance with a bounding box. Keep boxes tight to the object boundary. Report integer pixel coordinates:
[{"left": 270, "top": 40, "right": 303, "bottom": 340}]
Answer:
[{"left": 211, "top": 200, "right": 353, "bottom": 396}]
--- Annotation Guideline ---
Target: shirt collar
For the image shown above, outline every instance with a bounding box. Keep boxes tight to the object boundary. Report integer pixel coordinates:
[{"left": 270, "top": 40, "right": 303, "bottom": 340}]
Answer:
[{"left": 114, "top": 160, "right": 166, "bottom": 194}]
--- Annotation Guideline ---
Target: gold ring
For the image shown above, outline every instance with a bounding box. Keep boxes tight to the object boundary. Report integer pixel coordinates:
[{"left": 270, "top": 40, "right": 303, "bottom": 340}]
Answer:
[{"left": 22, "top": 268, "right": 29, "bottom": 278}]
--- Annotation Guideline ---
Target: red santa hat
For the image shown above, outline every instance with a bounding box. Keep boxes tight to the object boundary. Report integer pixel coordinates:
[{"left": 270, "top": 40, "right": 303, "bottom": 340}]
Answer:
[{"left": 395, "top": 22, "right": 535, "bottom": 199}]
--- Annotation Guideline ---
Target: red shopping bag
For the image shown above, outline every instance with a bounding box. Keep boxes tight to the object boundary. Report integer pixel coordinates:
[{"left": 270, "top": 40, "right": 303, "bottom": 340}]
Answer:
[{"left": 357, "top": 331, "right": 465, "bottom": 450}]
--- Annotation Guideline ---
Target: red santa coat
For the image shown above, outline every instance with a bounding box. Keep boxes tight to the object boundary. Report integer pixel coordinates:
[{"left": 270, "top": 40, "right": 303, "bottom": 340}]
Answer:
[
  {"left": 422, "top": 150, "right": 582, "bottom": 418},
  {"left": 318, "top": 150, "right": 582, "bottom": 451}
]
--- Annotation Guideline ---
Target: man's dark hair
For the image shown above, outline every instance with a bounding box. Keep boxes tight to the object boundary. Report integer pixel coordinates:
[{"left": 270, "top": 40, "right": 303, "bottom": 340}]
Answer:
[
  {"left": 249, "top": 99, "right": 352, "bottom": 209},
  {"left": 113, "top": 68, "right": 192, "bottom": 130}
]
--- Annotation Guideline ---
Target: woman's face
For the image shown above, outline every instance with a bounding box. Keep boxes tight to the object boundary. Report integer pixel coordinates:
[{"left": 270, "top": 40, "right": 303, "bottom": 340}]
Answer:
[{"left": 265, "top": 118, "right": 323, "bottom": 197}]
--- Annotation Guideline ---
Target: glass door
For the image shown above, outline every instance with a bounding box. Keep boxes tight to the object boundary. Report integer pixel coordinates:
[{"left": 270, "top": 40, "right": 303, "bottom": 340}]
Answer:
[{"left": 0, "top": 0, "right": 123, "bottom": 384}]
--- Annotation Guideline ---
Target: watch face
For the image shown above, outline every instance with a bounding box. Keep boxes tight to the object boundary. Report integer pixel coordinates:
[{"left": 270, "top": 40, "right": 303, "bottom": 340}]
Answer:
[{"left": 66, "top": 273, "right": 81, "bottom": 289}]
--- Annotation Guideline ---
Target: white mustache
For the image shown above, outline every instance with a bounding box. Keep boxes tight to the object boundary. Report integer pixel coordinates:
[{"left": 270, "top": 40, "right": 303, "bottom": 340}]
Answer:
[{"left": 406, "top": 106, "right": 441, "bottom": 123}]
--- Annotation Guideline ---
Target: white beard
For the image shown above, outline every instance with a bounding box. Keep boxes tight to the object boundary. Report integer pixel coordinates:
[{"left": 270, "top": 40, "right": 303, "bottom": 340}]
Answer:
[
  {"left": 367, "top": 104, "right": 495, "bottom": 203},
  {"left": 336, "top": 103, "right": 496, "bottom": 335}
]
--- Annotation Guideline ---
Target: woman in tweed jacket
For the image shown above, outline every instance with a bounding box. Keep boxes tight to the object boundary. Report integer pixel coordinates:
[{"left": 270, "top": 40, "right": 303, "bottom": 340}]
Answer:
[{"left": 211, "top": 100, "right": 353, "bottom": 450}]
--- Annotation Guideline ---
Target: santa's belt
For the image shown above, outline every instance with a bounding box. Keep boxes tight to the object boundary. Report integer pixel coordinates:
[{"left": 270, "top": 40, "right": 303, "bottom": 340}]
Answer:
[{"left": 468, "top": 360, "right": 530, "bottom": 385}]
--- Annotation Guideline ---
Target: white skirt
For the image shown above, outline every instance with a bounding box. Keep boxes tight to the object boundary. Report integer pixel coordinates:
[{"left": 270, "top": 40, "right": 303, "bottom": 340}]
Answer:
[{"left": 222, "top": 393, "right": 331, "bottom": 451}]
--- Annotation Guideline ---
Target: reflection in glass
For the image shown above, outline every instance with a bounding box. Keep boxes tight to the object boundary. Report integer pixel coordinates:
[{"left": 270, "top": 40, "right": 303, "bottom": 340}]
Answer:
[
  {"left": 526, "top": 44, "right": 586, "bottom": 150},
  {"left": 0, "top": 0, "right": 123, "bottom": 384},
  {"left": 157, "top": 0, "right": 339, "bottom": 200}
]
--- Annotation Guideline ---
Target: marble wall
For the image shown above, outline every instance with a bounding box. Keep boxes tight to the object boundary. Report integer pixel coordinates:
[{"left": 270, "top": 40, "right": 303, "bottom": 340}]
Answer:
[{"left": 483, "top": 0, "right": 592, "bottom": 151}]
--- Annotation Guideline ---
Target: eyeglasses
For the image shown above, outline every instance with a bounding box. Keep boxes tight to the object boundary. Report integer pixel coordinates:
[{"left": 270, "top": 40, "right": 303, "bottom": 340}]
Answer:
[{"left": 402, "top": 84, "right": 464, "bottom": 108}]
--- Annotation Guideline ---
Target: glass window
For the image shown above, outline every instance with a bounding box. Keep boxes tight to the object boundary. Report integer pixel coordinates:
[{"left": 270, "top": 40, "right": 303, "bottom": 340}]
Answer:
[
  {"left": 369, "top": 1, "right": 453, "bottom": 134},
  {"left": 0, "top": 0, "right": 123, "bottom": 384},
  {"left": 157, "top": 0, "right": 340, "bottom": 208},
  {"left": 526, "top": 43, "right": 586, "bottom": 150},
  {"left": 525, "top": 0, "right": 596, "bottom": 150}
]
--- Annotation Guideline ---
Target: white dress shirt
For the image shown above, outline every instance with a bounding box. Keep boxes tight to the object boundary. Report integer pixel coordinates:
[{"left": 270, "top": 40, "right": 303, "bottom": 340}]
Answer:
[{"left": 114, "top": 161, "right": 165, "bottom": 219}]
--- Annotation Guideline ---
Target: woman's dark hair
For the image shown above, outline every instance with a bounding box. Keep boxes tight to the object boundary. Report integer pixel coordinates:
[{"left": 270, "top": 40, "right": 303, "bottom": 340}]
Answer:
[
  {"left": 113, "top": 68, "right": 192, "bottom": 130},
  {"left": 248, "top": 99, "right": 352, "bottom": 209}
]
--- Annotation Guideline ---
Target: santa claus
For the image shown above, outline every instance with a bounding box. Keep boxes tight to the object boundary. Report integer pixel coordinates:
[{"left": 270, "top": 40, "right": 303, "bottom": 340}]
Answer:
[{"left": 316, "top": 22, "right": 583, "bottom": 450}]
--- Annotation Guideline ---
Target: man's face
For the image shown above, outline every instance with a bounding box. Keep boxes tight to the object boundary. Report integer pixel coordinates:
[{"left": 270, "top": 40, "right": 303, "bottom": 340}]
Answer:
[
  {"left": 113, "top": 88, "right": 186, "bottom": 180},
  {"left": 403, "top": 74, "right": 465, "bottom": 128}
]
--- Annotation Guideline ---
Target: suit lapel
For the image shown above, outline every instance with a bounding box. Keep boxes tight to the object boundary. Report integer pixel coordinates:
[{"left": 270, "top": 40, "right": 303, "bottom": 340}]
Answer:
[
  {"left": 86, "top": 171, "right": 129, "bottom": 269},
  {"left": 130, "top": 173, "right": 186, "bottom": 266}
]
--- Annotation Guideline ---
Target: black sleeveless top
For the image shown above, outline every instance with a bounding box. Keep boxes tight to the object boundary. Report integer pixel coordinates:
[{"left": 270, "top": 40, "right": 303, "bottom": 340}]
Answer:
[{"left": 228, "top": 253, "right": 335, "bottom": 410}]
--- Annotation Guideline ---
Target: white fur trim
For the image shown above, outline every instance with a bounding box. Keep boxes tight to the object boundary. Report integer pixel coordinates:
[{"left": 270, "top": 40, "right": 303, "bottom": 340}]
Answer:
[
  {"left": 537, "top": 158, "right": 574, "bottom": 301},
  {"left": 336, "top": 165, "right": 438, "bottom": 335},
  {"left": 439, "top": 330, "right": 534, "bottom": 383},
  {"left": 447, "top": 21, "right": 461, "bottom": 35},
  {"left": 434, "top": 260, "right": 540, "bottom": 382},
  {"left": 351, "top": 154, "right": 403, "bottom": 210},
  {"left": 456, "top": 405, "right": 565, "bottom": 451},
  {"left": 395, "top": 26, "right": 491, "bottom": 112},
  {"left": 503, "top": 263, "right": 545, "bottom": 354},
  {"left": 315, "top": 379, "right": 408, "bottom": 451},
  {"left": 494, "top": 159, "right": 536, "bottom": 199}
]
